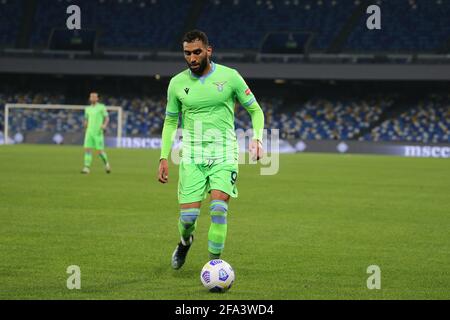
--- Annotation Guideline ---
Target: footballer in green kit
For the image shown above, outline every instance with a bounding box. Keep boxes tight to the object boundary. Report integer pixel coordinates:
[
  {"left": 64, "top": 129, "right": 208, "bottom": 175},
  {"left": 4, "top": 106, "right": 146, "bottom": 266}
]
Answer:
[
  {"left": 158, "top": 30, "right": 265, "bottom": 269},
  {"left": 81, "top": 92, "right": 111, "bottom": 174}
]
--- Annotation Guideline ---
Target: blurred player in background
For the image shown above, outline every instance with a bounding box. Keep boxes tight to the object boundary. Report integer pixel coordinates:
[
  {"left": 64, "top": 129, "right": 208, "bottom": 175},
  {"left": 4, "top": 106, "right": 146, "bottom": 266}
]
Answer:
[
  {"left": 81, "top": 92, "right": 111, "bottom": 174},
  {"left": 158, "top": 30, "right": 264, "bottom": 269}
]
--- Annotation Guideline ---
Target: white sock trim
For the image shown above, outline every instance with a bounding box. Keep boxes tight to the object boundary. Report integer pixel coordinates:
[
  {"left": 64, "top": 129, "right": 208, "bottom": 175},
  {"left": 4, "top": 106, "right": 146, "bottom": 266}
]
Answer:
[{"left": 180, "top": 236, "right": 192, "bottom": 246}]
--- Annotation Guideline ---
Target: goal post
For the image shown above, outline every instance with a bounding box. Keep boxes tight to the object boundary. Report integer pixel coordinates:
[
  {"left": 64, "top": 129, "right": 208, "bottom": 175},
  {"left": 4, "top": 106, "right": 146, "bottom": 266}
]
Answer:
[{"left": 3, "top": 104, "right": 123, "bottom": 147}]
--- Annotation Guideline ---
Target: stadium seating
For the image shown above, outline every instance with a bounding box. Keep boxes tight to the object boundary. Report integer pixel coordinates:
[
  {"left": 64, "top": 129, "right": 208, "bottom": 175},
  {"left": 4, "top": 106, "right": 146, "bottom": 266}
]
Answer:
[
  {"left": 345, "top": 0, "right": 450, "bottom": 52},
  {"left": 196, "top": 0, "right": 355, "bottom": 50},
  {"left": 31, "top": 0, "right": 190, "bottom": 49},
  {"left": 1, "top": 92, "right": 448, "bottom": 143},
  {"left": 0, "top": 93, "right": 122, "bottom": 137},
  {"left": 362, "top": 95, "right": 450, "bottom": 143},
  {"left": 236, "top": 96, "right": 393, "bottom": 140},
  {"left": 2, "top": 0, "right": 448, "bottom": 52},
  {"left": 102, "top": 95, "right": 166, "bottom": 136},
  {"left": 0, "top": 92, "right": 68, "bottom": 135},
  {"left": 0, "top": 0, "right": 22, "bottom": 47}
]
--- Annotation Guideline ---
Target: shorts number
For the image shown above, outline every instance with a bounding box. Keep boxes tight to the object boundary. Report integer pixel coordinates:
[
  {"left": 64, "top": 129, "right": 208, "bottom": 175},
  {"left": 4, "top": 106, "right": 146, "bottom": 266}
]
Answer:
[{"left": 230, "top": 171, "right": 238, "bottom": 185}]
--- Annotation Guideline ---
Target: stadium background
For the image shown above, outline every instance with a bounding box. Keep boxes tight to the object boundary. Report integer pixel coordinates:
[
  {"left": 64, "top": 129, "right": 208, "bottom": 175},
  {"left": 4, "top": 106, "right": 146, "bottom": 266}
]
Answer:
[
  {"left": 0, "top": 0, "right": 449, "bottom": 300},
  {"left": 1, "top": 0, "right": 449, "bottom": 155}
]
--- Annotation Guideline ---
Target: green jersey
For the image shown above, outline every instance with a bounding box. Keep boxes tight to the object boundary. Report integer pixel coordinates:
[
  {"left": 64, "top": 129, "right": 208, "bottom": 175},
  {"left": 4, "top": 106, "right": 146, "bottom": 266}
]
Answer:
[
  {"left": 164, "top": 62, "right": 263, "bottom": 163},
  {"left": 85, "top": 103, "right": 108, "bottom": 135}
]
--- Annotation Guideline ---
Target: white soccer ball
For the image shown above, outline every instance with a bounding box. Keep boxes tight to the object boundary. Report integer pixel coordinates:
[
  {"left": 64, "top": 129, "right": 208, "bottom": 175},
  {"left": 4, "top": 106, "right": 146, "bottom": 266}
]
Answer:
[{"left": 200, "top": 259, "right": 235, "bottom": 293}]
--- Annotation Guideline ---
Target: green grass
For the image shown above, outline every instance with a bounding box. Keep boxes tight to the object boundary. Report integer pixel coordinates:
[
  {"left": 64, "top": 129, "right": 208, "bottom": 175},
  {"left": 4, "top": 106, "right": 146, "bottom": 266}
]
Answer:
[{"left": 0, "top": 145, "right": 449, "bottom": 299}]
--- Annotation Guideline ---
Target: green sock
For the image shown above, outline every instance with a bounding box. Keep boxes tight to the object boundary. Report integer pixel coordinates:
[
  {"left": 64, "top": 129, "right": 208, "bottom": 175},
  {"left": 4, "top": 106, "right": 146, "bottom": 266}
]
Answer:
[
  {"left": 208, "top": 200, "right": 228, "bottom": 256},
  {"left": 178, "top": 208, "right": 200, "bottom": 242},
  {"left": 99, "top": 152, "right": 109, "bottom": 165},
  {"left": 84, "top": 152, "right": 92, "bottom": 168}
]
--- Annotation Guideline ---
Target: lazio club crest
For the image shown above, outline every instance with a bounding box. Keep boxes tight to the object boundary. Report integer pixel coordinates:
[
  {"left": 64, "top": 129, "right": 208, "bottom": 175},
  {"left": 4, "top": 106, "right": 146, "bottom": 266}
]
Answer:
[{"left": 213, "top": 81, "right": 227, "bottom": 92}]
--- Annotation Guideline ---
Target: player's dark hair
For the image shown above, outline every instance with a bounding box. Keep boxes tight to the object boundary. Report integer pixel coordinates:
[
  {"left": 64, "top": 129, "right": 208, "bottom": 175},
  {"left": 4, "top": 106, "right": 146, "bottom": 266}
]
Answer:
[{"left": 182, "top": 30, "right": 209, "bottom": 46}]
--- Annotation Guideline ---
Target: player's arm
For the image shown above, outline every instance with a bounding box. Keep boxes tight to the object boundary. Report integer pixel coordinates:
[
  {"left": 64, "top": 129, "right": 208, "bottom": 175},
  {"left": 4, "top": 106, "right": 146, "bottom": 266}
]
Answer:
[
  {"left": 101, "top": 116, "right": 109, "bottom": 130},
  {"left": 101, "top": 107, "right": 109, "bottom": 131},
  {"left": 159, "top": 79, "right": 181, "bottom": 183},
  {"left": 233, "top": 70, "right": 265, "bottom": 160},
  {"left": 83, "top": 109, "right": 88, "bottom": 130}
]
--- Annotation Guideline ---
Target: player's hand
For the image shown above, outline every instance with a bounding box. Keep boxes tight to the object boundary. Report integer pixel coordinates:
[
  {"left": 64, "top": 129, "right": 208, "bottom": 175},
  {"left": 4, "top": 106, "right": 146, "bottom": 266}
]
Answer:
[
  {"left": 249, "top": 139, "right": 264, "bottom": 161},
  {"left": 158, "top": 159, "right": 169, "bottom": 184}
]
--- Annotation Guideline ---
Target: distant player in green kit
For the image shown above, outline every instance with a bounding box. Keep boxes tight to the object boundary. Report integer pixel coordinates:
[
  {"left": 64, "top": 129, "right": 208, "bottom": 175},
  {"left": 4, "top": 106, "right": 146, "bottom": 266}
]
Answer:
[
  {"left": 81, "top": 92, "right": 111, "bottom": 174},
  {"left": 158, "top": 30, "right": 265, "bottom": 269}
]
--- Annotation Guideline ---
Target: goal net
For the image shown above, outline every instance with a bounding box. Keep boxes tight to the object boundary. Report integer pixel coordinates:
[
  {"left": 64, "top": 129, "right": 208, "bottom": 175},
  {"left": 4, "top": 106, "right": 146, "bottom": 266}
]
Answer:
[{"left": 3, "top": 104, "right": 123, "bottom": 147}]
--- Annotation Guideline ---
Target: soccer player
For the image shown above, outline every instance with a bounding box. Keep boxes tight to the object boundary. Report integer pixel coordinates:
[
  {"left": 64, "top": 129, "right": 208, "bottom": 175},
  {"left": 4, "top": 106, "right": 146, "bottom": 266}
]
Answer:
[
  {"left": 81, "top": 92, "right": 111, "bottom": 174},
  {"left": 158, "top": 30, "right": 264, "bottom": 269}
]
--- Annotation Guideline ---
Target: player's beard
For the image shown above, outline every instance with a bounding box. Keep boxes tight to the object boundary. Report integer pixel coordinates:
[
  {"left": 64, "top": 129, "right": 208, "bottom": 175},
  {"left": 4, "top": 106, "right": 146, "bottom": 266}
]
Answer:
[{"left": 189, "top": 57, "right": 209, "bottom": 76}]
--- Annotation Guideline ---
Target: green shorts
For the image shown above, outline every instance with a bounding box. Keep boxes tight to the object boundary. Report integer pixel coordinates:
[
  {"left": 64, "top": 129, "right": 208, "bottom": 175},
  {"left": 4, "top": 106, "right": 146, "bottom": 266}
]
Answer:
[
  {"left": 84, "top": 132, "right": 104, "bottom": 150},
  {"left": 178, "top": 160, "right": 239, "bottom": 204}
]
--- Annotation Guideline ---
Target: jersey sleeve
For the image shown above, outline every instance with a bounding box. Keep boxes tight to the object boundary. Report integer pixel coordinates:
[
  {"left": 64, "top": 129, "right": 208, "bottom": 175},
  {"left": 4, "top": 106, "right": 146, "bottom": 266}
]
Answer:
[
  {"left": 160, "top": 78, "right": 181, "bottom": 159},
  {"left": 232, "top": 70, "right": 257, "bottom": 109},
  {"left": 84, "top": 108, "right": 88, "bottom": 120},
  {"left": 102, "top": 105, "right": 109, "bottom": 118},
  {"left": 232, "top": 70, "right": 265, "bottom": 141},
  {"left": 166, "top": 79, "right": 182, "bottom": 116}
]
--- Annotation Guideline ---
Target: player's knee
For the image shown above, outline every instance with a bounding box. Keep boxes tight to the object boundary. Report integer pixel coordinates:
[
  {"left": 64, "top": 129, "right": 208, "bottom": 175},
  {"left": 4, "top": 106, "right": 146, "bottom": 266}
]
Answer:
[
  {"left": 179, "top": 208, "right": 200, "bottom": 228},
  {"left": 211, "top": 190, "right": 230, "bottom": 202},
  {"left": 210, "top": 200, "right": 228, "bottom": 224},
  {"left": 210, "top": 200, "right": 228, "bottom": 213}
]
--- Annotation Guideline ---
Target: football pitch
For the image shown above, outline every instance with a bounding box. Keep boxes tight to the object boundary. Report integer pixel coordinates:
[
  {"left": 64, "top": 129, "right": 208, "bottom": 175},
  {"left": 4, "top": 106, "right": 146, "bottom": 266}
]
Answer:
[{"left": 0, "top": 145, "right": 449, "bottom": 300}]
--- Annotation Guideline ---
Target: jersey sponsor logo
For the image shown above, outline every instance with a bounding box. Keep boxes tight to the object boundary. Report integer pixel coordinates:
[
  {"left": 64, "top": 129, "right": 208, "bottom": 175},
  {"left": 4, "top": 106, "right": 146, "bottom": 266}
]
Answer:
[
  {"left": 184, "top": 88, "right": 190, "bottom": 94},
  {"left": 245, "top": 88, "right": 252, "bottom": 96},
  {"left": 213, "top": 81, "right": 227, "bottom": 92}
]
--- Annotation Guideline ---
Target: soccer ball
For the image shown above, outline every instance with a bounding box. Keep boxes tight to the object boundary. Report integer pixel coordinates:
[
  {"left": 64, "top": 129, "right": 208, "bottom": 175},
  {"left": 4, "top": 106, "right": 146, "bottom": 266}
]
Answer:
[{"left": 200, "top": 259, "right": 235, "bottom": 293}]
